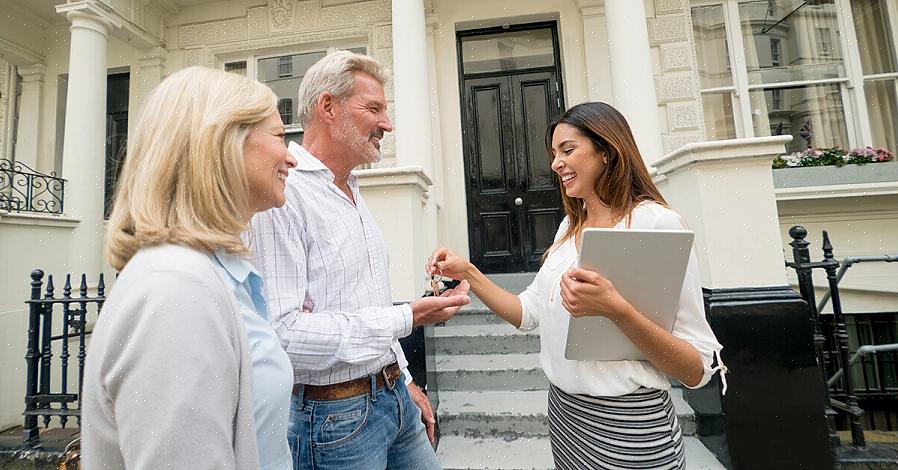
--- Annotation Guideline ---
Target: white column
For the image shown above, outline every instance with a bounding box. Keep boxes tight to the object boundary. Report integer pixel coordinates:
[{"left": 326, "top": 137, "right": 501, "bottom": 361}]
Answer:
[
  {"left": 59, "top": 10, "right": 112, "bottom": 275},
  {"left": 391, "top": 0, "right": 434, "bottom": 177},
  {"left": 13, "top": 64, "right": 46, "bottom": 170},
  {"left": 654, "top": 136, "right": 793, "bottom": 288},
  {"left": 605, "top": 0, "right": 664, "bottom": 165},
  {"left": 577, "top": 0, "right": 611, "bottom": 103}
]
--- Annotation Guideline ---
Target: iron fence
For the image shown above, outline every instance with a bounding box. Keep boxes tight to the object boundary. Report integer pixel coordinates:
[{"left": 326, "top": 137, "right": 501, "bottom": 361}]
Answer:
[
  {"left": 0, "top": 158, "right": 65, "bottom": 215},
  {"left": 23, "top": 269, "right": 105, "bottom": 444}
]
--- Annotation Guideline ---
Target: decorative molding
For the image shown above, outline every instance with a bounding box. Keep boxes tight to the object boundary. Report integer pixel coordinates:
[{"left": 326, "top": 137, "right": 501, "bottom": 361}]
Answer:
[
  {"left": 660, "top": 43, "right": 692, "bottom": 72},
  {"left": 775, "top": 181, "right": 898, "bottom": 201},
  {"left": 295, "top": 1, "right": 320, "bottom": 30},
  {"left": 662, "top": 133, "right": 703, "bottom": 153},
  {"left": 180, "top": 17, "right": 247, "bottom": 46},
  {"left": 658, "top": 75, "right": 696, "bottom": 102},
  {"left": 0, "top": 210, "right": 81, "bottom": 228},
  {"left": 655, "top": 0, "right": 685, "bottom": 15},
  {"left": 270, "top": 0, "right": 296, "bottom": 32},
  {"left": 247, "top": 6, "right": 269, "bottom": 37},
  {"left": 649, "top": 16, "right": 689, "bottom": 44},
  {"left": 184, "top": 48, "right": 205, "bottom": 67},
  {"left": 56, "top": 0, "right": 164, "bottom": 48},
  {"left": 373, "top": 47, "right": 393, "bottom": 73},
  {"left": 18, "top": 64, "right": 47, "bottom": 83},
  {"left": 320, "top": 0, "right": 389, "bottom": 28},
  {"left": 374, "top": 24, "right": 392, "bottom": 49},
  {"left": 576, "top": 0, "right": 604, "bottom": 17},
  {"left": 0, "top": 37, "right": 46, "bottom": 65},
  {"left": 322, "top": 0, "right": 368, "bottom": 6},
  {"left": 204, "top": 26, "right": 370, "bottom": 62},
  {"left": 667, "top": 102, "right": 699, "bottom": 131},
  {"left": 132, "top": 0, "right": 146, "bottom": 26}
]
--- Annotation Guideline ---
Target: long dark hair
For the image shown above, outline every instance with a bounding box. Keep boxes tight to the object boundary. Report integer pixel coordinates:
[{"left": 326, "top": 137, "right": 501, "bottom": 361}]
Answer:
[{"left": 544, "top": 102, "right": 667, "bottom": 256}]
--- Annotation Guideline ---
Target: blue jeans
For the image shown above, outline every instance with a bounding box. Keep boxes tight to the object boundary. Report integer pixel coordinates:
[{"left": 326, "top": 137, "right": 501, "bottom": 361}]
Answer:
[{"left": 288, "top": 374, "right": 441, "bottom": 470}]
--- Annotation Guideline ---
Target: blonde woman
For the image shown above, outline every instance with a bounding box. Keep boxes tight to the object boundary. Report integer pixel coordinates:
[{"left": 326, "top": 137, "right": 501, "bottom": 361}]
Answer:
[
  {"left": 81, "top": 66, "right": 297, "bottom": 470},
  {"left": 429, "top": 102, "right": 724, "bottom": 469}
]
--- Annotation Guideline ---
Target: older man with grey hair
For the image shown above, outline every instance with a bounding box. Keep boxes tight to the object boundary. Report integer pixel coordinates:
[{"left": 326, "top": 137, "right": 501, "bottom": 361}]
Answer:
[{"left": 250, "top": 50, "right": 469, "bottom": 469}]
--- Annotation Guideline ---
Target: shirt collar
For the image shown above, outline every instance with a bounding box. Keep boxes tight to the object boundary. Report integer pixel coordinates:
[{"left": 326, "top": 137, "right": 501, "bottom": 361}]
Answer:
[
  {"left": 213, "top": 250, "right": 260, "bottom": 285},
  {"left": 288, "top": 141, "right": 358, "bottom": 188}
]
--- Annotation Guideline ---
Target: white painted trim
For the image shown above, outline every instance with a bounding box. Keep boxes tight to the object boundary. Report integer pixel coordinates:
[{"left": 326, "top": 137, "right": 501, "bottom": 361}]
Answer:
[
  {"left": 775, "top": 181, "right": 898, "bottom": 200},
  {"left": 778, "top": 210, "right": 898, "bottom": 224},
  {"left": 355, "top": 165, "right": 433, "bottom": 198},
  {"left": 835, "top": 0, "right": 873, "bottom": 148},
  {"left": 0, "top": 37, "right": 45, "bottom": 65},
  {"left": 0, "top": 211, "right": 80, "bottom": 228},
  {"left": 723, "top": 0, "right": 752, "bottom": 138},
  {"left": 655, "top": 135, "right": 792, "bottom": 175}
]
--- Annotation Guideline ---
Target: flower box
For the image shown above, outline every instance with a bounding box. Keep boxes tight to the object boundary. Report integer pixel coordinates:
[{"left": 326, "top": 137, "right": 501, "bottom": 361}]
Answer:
[{"left": 773, "top": 160, "right": 898, "bottom": 188}]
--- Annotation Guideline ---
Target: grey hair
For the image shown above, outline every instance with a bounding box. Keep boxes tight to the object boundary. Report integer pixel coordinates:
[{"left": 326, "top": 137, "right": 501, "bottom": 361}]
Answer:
[{"left": 297, "top": 50, "right": 389, "bottom": 126}]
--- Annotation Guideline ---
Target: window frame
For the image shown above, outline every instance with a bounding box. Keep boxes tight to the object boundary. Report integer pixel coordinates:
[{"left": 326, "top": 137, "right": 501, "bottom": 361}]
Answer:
[
  {"left": 221, "top": 44, "right": 368, "bottom": 139},
  {"left": 691, "top": 0, "right": 894, "bottom": 149}
]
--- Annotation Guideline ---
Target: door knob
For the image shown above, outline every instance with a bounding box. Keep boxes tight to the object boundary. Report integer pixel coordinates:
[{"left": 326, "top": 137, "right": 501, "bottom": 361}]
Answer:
[{"left": 514, "top": 197, "right": 523, "bottom": 206}]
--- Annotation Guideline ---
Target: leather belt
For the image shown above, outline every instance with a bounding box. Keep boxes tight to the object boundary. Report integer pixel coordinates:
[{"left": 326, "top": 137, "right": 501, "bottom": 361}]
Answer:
[{"left": 292, "top": 363, "right": 401, "bottom": 401}]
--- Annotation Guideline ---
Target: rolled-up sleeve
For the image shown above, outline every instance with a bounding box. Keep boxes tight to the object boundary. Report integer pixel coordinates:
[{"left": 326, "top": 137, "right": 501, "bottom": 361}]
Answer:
[{"left": 655, "top": 210, "right": 723, "bottom": 389}]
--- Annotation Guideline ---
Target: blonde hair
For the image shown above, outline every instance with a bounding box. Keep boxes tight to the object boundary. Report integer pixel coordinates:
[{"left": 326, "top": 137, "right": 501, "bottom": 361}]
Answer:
[
  {"left": 296, "top": 50, "right": 388, "bottom": 126},
  {"left": 106, "top": 66, "right": 278, "bottom": 271}
]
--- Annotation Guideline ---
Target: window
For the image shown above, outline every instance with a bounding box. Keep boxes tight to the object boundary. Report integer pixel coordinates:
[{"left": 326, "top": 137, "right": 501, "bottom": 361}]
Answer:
[
  {"left": 223, "top": 46, "right": 368, "bottom": 147},
  {"left": 816, "top": 27, "right": 833, "bottom": 58},
  {"left": 224, "top": 61, "right": 247, "bottom": 75},
  {"left": 689, "top": 0, "right": 896, "bottom": 154},
  {"left": 770, "top": 38, "right": 781, "bottom": 67},
  {"left": 771, "top": 88, "right": 782, "bottom": 110}
]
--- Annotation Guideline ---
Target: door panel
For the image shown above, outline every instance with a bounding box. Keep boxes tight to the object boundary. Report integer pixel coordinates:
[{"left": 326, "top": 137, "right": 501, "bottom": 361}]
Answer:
[{"left": 463, "top": 70, "right": 563, "bottom": 273}]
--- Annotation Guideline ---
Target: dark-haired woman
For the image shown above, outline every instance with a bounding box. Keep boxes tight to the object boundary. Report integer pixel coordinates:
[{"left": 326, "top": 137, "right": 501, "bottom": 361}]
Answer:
[{"left": 427, "top": 102, "right": 724, "bottom": 469}]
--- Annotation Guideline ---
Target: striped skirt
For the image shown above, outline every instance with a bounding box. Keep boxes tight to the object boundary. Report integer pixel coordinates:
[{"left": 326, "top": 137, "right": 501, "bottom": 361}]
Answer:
[{"left": 548, "top": 385, "right": 685, "bottom": 470}]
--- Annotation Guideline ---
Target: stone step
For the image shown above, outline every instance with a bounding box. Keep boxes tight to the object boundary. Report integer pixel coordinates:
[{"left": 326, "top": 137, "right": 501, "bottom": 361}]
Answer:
[
  {"left": 436, "top": 435, "right": 727, "bottom": 470},
  {"left": 438, "top": 388, "right": 696, "bottom": 439},
  {"left": 434, "top": 323, "right": 541, "bottom": 355},
  {"left": 435, "top": 353, "right": 548, "bottom": 391}
]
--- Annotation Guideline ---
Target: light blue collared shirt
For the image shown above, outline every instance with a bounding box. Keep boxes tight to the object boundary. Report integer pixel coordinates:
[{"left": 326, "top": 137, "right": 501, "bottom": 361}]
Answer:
[{"left": 213, "top": 251, "right": 292, "bottom": 470}]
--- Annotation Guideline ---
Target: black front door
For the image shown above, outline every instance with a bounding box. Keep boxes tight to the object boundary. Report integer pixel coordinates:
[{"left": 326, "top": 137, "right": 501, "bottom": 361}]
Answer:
[{"left": 459, "top": 23, "right": 566, "bottom": 273}]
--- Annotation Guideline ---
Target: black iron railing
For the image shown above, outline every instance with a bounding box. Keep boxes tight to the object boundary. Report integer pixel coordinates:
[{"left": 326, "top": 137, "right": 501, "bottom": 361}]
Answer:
[
  {"left": 787, "top": 226, "right": 866, "bottom": 448},
  {"left": 23, "top": 269, "right": 105, "bottom": 444},
  {"left": 0, "top": 158, "right": 66, "bottom": 214}
]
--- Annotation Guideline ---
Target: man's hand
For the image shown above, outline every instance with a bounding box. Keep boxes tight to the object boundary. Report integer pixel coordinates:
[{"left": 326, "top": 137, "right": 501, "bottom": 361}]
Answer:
[
  {"left": 408, "top": 381, "right": 436, "bottom": 447},
  {"left": 411, "top": 280, "right": 471, "bottom": 327}
]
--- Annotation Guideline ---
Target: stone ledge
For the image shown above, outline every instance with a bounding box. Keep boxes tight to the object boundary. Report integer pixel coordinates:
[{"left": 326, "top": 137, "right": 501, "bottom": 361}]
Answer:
[{"left": 0, "top": 211, "right": 80, "bottom": 228}]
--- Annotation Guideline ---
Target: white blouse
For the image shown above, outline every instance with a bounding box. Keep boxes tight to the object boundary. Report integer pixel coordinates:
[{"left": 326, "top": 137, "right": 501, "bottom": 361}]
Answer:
[{"left": 518, "top": 202, "right": 724, "bottom": 397}]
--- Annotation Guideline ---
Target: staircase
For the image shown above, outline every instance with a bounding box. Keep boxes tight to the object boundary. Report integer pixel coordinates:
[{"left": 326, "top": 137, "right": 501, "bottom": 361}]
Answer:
[{"left": 432, "top": 273, "right": 726, "bottom": 470}]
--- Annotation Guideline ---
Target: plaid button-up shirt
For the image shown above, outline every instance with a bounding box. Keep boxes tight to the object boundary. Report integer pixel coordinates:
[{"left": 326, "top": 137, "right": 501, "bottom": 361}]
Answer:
[{"left": 248, "top": 142, "right": 412, "bottom": 386}]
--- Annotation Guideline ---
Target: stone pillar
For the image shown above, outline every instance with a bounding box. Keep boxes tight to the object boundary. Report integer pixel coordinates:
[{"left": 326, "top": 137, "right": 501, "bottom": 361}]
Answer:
[
  {"left": 605, "top": 0, "right": 664, "bottom": 164},
  {"left": 57, "top": 9, "right": 114, "bottom": 275},
  {"left": 13, "top": 64, "right": 46, "bottom": 170},
  {"left": 391, "top": 0, "right": 434, "bottom": 177},
  {"left": 577, "top": 0, "right": 611, "bottom": 103},
  {"left": 654, "top": 136, "right": 834, "bottom": 470}
]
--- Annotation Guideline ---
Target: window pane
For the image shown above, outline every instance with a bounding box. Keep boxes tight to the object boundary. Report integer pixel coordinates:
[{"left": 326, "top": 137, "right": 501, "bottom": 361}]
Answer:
[
  {"left": 461, "top": 28, "right": 554, "bottom": 74},
  {"left": 692, "top": 4, "right": 733, "bottom": 88},
  {"left": 701, "top": 92, "right": 737, "bottom": 140},
  {"left": 865, "top": 79, "right": 898, "bottom": 151},
  {"left": 257, "top": 52, "right": 326, "bottom": 125},
  {"left": 225, "top": 61, "right": 247, "bottom": 76},
  {"left": 739, "top": 0, "right": 845, "bottom": 85},
  {"left": 751, "top": 84, "right": 848, "bottom": 153},
  {"left": 852, "top": 0, "right": 897, "bottom": 75}
]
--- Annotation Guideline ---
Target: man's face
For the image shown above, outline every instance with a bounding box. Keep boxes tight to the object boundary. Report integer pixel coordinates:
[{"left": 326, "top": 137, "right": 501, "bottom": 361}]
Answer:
[{"left": 332, "top": 72, "right": 393, "bottom": 164}]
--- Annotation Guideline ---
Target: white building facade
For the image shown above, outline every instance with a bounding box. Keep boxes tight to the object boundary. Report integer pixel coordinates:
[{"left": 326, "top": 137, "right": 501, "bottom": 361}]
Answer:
[{"left": 1, "top": 0, "right": 897, "bottom": 438}]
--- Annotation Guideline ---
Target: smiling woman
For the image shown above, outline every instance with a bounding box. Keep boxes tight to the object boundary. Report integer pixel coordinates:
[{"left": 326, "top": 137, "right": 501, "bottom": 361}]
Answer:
[{"left": 82, "top": 66, "right": 296, "bottom": 470}]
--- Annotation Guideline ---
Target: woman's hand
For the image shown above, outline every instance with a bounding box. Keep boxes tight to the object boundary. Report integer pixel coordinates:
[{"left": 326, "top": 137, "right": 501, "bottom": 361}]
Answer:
[
  {"left": 559, "top": 267, "right": 634, "bottom": 321},
  {"left": 426, "top": 247, "right": 474, "bottom": 281}
]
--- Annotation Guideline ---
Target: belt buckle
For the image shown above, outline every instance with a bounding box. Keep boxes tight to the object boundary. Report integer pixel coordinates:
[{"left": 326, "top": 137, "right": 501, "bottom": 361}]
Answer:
[{"left": 382, "top": 366, "right": 397, "bottom": 390}]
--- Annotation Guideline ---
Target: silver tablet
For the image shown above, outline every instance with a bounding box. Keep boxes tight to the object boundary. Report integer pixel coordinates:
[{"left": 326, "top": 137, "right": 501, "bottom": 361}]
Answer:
[{"left": 564, "top": 228, "right": 694, "bottom": 361}]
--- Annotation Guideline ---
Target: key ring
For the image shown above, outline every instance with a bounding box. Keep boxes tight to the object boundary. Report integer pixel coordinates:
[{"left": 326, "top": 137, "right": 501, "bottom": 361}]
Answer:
[{"left": 429, "top": 268, "right": 443, "bottom": 296}]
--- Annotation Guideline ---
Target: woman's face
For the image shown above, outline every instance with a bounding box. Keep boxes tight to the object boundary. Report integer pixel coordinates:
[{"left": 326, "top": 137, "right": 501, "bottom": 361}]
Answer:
[
  {"left": 243, "top": 112, "right": 296, "bottom": 216},
  {"left": 550, "top": 123, "right": 605, "bottom": 200}
]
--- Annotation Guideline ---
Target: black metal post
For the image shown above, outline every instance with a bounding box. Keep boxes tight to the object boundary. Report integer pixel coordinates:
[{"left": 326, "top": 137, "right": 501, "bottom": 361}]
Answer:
[
  {"left": 823, "top": 231, "right": 866, "bottom": 447},
  {"left": 39, "top": 275, "right": 55, "bottom": 428},
  {"left": 23, "top": 270, "right": 43, "bottom": 444},
  {"left": 789, "top": 225, "right": 841, "bottom": 448},
  {"left": 59, "top": 274, "right": 72, "bottom": 428}
]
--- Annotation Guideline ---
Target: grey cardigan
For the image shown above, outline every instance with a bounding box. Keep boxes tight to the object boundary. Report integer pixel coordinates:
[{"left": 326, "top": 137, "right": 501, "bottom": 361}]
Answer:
[{"left": 81, "top": 244, "right": 260, "bottom": 470}]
